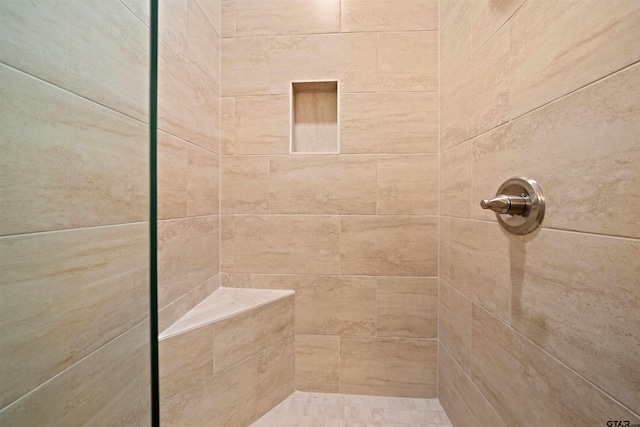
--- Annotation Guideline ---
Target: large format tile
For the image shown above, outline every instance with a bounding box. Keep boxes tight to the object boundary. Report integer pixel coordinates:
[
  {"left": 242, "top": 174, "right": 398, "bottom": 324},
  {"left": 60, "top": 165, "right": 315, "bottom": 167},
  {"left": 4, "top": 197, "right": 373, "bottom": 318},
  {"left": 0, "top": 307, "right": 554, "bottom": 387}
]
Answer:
[
  {"left": 440, "top": 141, "right": 472, "bottom": 218},
  {"left": 187, "top": 0, "right": 220, "bottom": 93},
  {"left": 438, "top": 279, "right": 471, "bottom": 373},
  {"left": 213, "top": 296, "right": 294, "bottom": 372},
  {"left": 376, "top": 155, "right": 438, "bottom": 215},
  {"left": 271, "top": 33, "right": 377, "bottom": 94},
  {"left": 66, "top": 0, "right": 148, "bottom": 121},
  {"left": 269, "top": 155, "right": 377, "bottom": 214},
  {"left": 510, "top": 0, "right": 640, "bottom": 117},
  {"left": 221, "top": 0, "right": 235, "bottom": 37},
  {"left": 376, "top": 277, "right": 438, "bottom": 339},
  {"left": 0, "top": 321, "right": 149, "bottom": 426},
  {"left": 510, "top": 229, "right": 640, "bottom": 413},
  {"left": 220, "top": 97, "right": 235, "bottom": 155},
  {"left": 158, "top": 275, "right": 220, "bottom": 334},
  {"left": 222, "top": 37, "right": 270, "bottom": 96},
  {"left": 160, "top": 357, "right": 257, "bottom": 427},
  {"left": 295, "top": 335, "right": 340, "bottom": 393},
  {"left": 159, "top": 0, "right": 188, "bottom": 59},
  {"left": 257, "top": 336, "right": 295, "bottom": 417},
  {"left": 295, "top": 276, "right": 376, "bottom": 337},
  {"left": 471, "top": 0, "right": 524, "bottom": 54},
  {"left": 439, "top": 217, "right": 510, "bottom": 321},
  {"left": 236, "top": 0, "right": 340, "bottom": 36},
  {"left": 158, "top": 41, "right": 220, "bottom": 152},
  {"left": 340, "top": 93, "right": 438, "bottom": 154},
  {"left": 233, "top": 216, "right": 340, "bottom": 275},
  {"left": 471, "top": 305, "right": 639, "bottom": 426},
  {"left": 234, "top": 95, "right": 290, "bottom": 154},
  {"left": 220, "top": 215, "right": 235, "bottom": 271},
  {"left": 340, "top": 216, "right": 438, "bottom": 277},
  {"left": 158, "top": 131, "right": 188, "bottom": 220},
  {"left": 340, "top": 338, "right": 437, "bottom": 397},
  {"left": 473, "top": 64, "right": 640, "bottom": 238},
  {"left": 439, "top": 0, "right": 471, "bottom": 87},
  {"left": 194, "top": 0, "right": 221, "bottom": 37},
  {"left": 159, "top": 324, "right": 214, "bottom": 402},
  {"left": 0, "top": 65, "right": 148, "bottom": 236},
  {"left": 158, "top": 216, "right": 219, "bottom": 308},
  {"left": 440, "top": 25, "right": 509, "bottom": 150},
  {"left": 0, "top": 224, "right": 148, "bottom": 408},
  {"left": 341, "top": 0, "right": 438, "bottom": 32},
  {"left": 187, "top": 145, "right": 219, "bottom": 216},
  {"left": 221, "top": 156, "right": 270, "bottom": 213},
  {"left": 439, "top": 343, "right": 506, "bottom": 427},
  {"left": 377, "top": 32, "right": 438, "bottom": 92}
]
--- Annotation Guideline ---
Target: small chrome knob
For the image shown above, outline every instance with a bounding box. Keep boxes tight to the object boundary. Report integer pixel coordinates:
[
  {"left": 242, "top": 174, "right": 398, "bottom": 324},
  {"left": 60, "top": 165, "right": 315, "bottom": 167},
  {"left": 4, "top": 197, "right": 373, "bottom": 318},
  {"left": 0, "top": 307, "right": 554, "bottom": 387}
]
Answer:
[{"left": 480, "top": 194, "right": 527, "bottom": 215}]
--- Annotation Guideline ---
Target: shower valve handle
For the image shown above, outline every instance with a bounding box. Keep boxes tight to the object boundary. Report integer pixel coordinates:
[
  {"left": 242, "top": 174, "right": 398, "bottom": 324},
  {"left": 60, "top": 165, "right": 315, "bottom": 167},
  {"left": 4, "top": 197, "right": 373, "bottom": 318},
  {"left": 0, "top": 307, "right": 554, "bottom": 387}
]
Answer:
[{"left": 480, "top": 194, "right": 528, "bottom": 216}]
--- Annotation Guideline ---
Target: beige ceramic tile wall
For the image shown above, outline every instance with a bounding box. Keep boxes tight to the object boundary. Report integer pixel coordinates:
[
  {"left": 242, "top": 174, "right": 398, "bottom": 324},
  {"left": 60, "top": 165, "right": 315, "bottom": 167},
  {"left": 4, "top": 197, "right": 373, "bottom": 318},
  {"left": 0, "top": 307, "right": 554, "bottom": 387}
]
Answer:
[
  {"left": 157, "top": 0, "right": 222, "bottom": 331},
  {"left": 220, "top": 0, "right": 440, "bottom": 398},
  {"left": 0, "top": 1, "right": 151, "bottom": 424},
  {"left": 438, "top": 0, "right": 640, "bottom": 424}
]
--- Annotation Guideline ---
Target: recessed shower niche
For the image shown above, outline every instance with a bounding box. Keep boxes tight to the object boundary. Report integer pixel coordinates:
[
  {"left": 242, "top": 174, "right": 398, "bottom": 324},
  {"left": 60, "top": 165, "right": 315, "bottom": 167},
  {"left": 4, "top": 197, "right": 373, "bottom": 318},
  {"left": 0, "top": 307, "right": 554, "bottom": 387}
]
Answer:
[{"left": 290, "top": 80, "right": 339, "bottom": 154}]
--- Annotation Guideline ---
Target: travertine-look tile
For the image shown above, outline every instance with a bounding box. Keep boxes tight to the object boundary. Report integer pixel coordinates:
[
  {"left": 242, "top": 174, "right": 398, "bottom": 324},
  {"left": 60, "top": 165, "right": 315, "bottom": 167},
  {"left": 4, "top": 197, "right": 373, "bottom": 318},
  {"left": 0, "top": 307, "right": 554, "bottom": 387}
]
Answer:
[
  {"left": 158, "top": 275, "right": 220, "bottom": 334},
  {"left": 158, "top": 216, "right": 219, "bottom": 308},
  {"left": 510, "top": 0, "right": 640, "bottom": 118},
  {"left": 233, "top": 216, "right": 340, "bottom": 275},
  {"left": 158, "top": 41, "right": 220, "bottom": 152},
  {"left": 161, "top": 357, "right": 257, "bottom": 427},
  {"left": 221, "top": 156, "right": 269, "bottom": 213},
  {"left": 0, "top": 0, "right": 68, "bottom": 88},
  {"left": 220, "top": 97, "right": 235, "bottom": 155},
  {"left": 295, "top": 335, "right": 340, "bottom": 393},
  {"left": 377, "top": 155, "right": 438, "bottom": 215},
  {"left": 0, "top": 224, "right": 148, "bottom": 408},
  {"left": 236, "top": 0, "right": 340, "bottom": 36},
  {"left": 471, "top": 305, "right": 640, "bottom": 426},
  {"left": 473, "top": 64, "right": 640, "bottom": 238},
  {"left": 213, "top": 296, "right": 294, "bottom": 372},
  {"left": 122, "top": 0, "right": 150, "bottom": 26},
  {"left": 376, "top": 277, "right": 438, "bottom": 338},
  {"left": 440, "top": 141, "right": 472, "bottom": 218},
  {"left": 187, "top": 145, "right": 219, "bottom": 216},
  {"left": 187, "top": 0, "right": 220, "bottom": 93},
  {"left": 511, "top": 229, "right": 640, "bottom": 413},
  {"left": 221, "top": 0, "right": 235, "bottom": 37},
  {"left": 340, "top": 338, "right": 437, "bottom": 397},
  {"left": 439, "top": 343, "right": 506, "bottom": 427},
  {"left": 270, "top": 33, "right": 376, "bottom": 94},
  {"left": 438, "top": 279, "right": 471, "bottom": 373},
  {"left": 377, "top": 32, "right": 438, "bottom": 92},
  {"left": 439, "top": 217, "right": 509, "bottom": 321},
  {"left": 341, "top": 0, "right": 438, "bottom": 32},
  {"left": 0, "top": 321, "right": 149, "bottom": 426},
  {"left": 295, "top": 276, "right": 376, "bottom": 337},
  {"left": 158, "top": 131, "right": 188, "bottom": 220},
  {"left": 439, "top": 0, "right": 471, "bottom": 87},
  {"left": 440, "top": 25, "right": 508, "bottom": 150},
  {"left": 471, "top": 0, "right": 524, "bottom": 54},
  {"left": 222, "top": 37, "right": 270, "bottom": 96},
  {"left": 0, "top": 65, "right": 148, "bottom": 236},
  {"left": 235, "top": 95, "right": 289, "bottom": 154},
  {"left": 220, "top": 215, "right": 235, "bottom": 271},
  {"left": 341, "top": 93, "right": 438, "bottom": 154},
  {"left": 159, "top": 0, "right": 188, "bottom": 58},
  {"left": 195, "top": 0, "right": 221, "bottom": 38},
  {"left": 270, "top": 155, "right": 377, "bottom": 214},
  {"left": 257, "top": 336, "right": 296, "bottom": 417},
  {"left": 340, "top": 216, "right": 438, "bottom": 277},
  {"left": 159, "top": 324, "right": 214, "bottom": 402}
]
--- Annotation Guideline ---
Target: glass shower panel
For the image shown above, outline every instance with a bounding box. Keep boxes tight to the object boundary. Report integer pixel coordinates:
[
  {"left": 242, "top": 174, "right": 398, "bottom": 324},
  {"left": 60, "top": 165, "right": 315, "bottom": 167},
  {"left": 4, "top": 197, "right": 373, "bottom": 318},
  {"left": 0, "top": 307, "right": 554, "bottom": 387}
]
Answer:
[{"left": 0, "top": 0, "right": 153, "bottom": 425}]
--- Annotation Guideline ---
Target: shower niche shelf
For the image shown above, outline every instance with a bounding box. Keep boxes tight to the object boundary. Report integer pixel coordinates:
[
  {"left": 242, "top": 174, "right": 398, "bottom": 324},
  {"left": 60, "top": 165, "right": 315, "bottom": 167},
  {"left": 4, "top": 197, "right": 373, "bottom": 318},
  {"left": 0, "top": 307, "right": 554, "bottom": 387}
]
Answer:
[{"left": 290, "top": 80, "right": 339, "bottom": 154}]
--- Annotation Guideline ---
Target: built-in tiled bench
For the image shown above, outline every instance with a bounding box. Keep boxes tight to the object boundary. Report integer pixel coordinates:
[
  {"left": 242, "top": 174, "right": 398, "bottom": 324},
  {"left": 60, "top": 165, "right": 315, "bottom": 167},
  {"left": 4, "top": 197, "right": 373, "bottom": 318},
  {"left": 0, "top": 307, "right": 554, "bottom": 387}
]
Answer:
[{"left": 159, "top": 287, "right": 295, "bottom": 427}]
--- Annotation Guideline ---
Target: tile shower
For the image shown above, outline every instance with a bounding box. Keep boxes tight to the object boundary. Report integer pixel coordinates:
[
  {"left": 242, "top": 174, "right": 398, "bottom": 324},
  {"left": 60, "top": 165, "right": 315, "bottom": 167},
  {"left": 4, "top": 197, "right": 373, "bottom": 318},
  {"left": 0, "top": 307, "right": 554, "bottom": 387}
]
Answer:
[{"left": 1, "top": 1, "right": 638, "bottom": 426}]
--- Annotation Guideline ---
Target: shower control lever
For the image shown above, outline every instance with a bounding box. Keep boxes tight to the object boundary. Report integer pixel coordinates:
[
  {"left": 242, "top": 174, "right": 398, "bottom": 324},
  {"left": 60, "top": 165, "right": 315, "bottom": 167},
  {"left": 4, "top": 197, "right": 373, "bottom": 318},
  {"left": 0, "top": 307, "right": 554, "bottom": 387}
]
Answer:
[
  {"left": 479, "top": 176, "right": 545, "bottom": 235},
  {"left": 480, "top": 194, "right": 528, "bottom": 216}
]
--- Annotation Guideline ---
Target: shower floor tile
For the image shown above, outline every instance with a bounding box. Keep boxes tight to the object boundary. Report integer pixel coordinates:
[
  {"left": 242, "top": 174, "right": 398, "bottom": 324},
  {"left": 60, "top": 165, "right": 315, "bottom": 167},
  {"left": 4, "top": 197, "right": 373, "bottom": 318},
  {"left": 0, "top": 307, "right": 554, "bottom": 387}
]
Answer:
[{"left": 251, "top": 391, "right": 452, "bottom": 427}]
